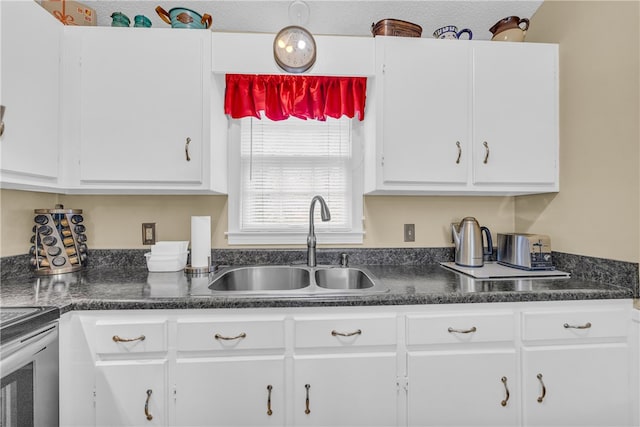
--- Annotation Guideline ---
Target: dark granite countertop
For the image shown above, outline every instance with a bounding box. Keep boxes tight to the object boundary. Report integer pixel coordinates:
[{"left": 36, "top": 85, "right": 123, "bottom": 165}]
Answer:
[{"left": 0, "top": 263, "right": 633, "bottom": 314}]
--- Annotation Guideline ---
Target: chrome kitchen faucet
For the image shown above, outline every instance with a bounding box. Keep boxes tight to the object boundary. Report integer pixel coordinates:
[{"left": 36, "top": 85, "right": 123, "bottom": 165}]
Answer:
[{"left": 307, "top": 195, "right": 331, "bottom": 267}]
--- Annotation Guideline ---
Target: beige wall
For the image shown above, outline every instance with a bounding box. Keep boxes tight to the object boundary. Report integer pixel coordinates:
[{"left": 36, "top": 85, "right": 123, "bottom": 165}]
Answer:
[
  {"left": 58, "top": 194, "right": 229, "bottom": 250},
  {"left": 364, "top": 196, "right": 514, "bottom": 248},
  {"left": 0, "top": 189, "right": 514, "bottom": 256},
  {"left": 0, "top": 190, "right": 59, "bottom": 256},
  {"left": 520, "top": 0, "right": 640, "bottom": 263}
]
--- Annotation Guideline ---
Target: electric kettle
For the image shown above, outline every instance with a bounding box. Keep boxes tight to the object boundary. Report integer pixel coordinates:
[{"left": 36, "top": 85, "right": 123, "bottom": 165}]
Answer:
[{"left": 451, "top": 217, "right": 493, "bottom": 267}]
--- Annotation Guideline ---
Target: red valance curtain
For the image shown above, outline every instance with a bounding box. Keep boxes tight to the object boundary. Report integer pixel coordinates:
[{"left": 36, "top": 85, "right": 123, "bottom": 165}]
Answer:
[{"left": 224, "top": 74, "right": 367, "bottom": 121}]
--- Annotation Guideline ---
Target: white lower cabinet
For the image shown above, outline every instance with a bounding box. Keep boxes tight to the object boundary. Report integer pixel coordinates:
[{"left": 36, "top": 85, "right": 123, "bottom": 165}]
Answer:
[
  {"left": 292, "top": 313, "right": 398, "bottom": 426},
  {"left": 522, "top": 344, "right": 629, "bottom": 426},
  {"left": 174, "top": 315, "right": 286, "bottom": 426},
  {"left": 96, "top": 360, "right": 167, "bottom": 426},
  {"left": 59, "top": 314, "right": 169, "bottom": 427},
  {"left": 407, "top": 350, "right": 517, "bottom": 426},
  {"left": 293, "top": 353, "right": 397, "bottom": 426},
  {"left": 59, "top": 300, "right": 634, "bottom": 427},
  {"left": 521, "top": 306, "right": 632, "bottom": 426},
  {"left": 175, "top": 357, "right": 285, "bottom": 426},
  {"left": 632, "top": 309, "right": 640, "bottom": 427},
  {"left": 406, "top": 311, "right": 517, "bottom": 426}
]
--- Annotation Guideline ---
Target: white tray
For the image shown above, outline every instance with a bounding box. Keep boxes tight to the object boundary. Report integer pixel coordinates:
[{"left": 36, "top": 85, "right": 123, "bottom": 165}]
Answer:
[{"left": 440, "top": 261, "right": 570, "bottom": 279}]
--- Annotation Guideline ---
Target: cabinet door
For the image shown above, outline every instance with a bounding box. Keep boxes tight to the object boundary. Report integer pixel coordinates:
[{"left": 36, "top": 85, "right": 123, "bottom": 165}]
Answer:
[
  {"left": 378, "top": 37, "right": 470, "bottom": 186},
  {"left": 175, "top": 357, "right": 285, "bottom": 426},
  {"left": 407, "top": 350, "right": 517, "bottom": 426},
  {"left": 522, "top": 344, "right": 630, "bottom": 426},
  {"left": 95, "top": 360, "right": 167, "bottom": 426},
  {"left": 0, "top": 1, "right": 60, "bottom": 187},
  {"left": 78, "top": 28, "right": 206, "bottom": 184},
  {"left": 472, "top": 42, "right": 558, "bottom": 186},
  {"left": 293, "top": 353, "right": 397, "bottom": 426},
  {"left": 633, "top": 315, "right": 640, "bottom": 427}
]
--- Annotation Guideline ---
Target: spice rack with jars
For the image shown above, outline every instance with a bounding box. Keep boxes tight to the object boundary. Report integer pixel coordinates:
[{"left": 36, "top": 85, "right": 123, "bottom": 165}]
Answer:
[{"left": 30, "top": 205, "right": 88, "bottom": 275}]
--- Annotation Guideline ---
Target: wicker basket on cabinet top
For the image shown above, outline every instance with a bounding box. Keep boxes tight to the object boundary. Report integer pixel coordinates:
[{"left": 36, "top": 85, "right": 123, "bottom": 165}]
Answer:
[{"left": 371, "top": 19, "right": 422, "bottom": 37}]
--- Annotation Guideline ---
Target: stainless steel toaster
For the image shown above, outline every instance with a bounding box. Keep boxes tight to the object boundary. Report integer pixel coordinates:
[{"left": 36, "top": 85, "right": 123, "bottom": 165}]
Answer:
[{"left": 497, "top": 233, "right": 554, "bottom": 270}]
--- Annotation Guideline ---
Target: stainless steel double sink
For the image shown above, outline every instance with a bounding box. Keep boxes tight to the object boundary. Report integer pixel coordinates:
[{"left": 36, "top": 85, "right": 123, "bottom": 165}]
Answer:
[{"left": 191, "top": 265, "right": 389, "bottom": 297}]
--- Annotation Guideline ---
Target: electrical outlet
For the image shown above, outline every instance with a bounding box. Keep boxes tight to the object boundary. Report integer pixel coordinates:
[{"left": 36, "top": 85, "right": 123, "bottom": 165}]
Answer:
[
  {"left": 142, "top": 223, "right": 156, "bottom": 245},
  {"left": 404, "top": 224, "right": 415, "bottom": 242}
]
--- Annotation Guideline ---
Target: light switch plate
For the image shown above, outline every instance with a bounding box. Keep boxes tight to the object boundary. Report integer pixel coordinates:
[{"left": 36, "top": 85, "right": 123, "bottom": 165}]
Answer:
[
  {"left": 404, "top": 224, "right": 415, "bottom": 242},
  {"left": 142, "top": 223, "right": 156, "bottom": 245}
]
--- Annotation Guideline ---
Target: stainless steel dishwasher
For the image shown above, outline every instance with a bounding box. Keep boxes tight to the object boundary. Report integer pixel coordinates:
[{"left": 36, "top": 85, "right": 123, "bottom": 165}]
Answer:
[{"left": 0, "top": 307, "right": 59, "bottom": 427}]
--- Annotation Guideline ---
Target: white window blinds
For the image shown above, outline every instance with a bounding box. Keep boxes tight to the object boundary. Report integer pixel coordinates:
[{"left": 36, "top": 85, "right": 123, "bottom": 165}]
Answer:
[{"left": 239, "top": 116, "right": 353, "bottom": 233}]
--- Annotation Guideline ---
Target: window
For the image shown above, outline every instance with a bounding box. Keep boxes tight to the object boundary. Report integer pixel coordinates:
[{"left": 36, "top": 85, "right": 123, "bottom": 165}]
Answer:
[{"left": 228, "top": 116, "right": 363, "bottom": 245}]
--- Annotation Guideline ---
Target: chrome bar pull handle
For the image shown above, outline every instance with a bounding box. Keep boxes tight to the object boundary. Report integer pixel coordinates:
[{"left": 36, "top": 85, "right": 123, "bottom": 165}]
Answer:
[
  {"left": 266, "top": 385, "right": 273, "bottom": 416},
  {"left": 455, "top": 141, "right": 462, "bottom": 164},
  {"left": 144, "top": 389, "right": 153, "bottom": 421},
  {"left": 483, "top": 141, "right": 490, "bottom": 164},
  {"left": 447, "top": 326, "right": 477, "bottom": 334},
  {"left": 304, "top": 384, "right": 311, "bottom": 414},
  {"left": 0, "top": 105, "right": 5, "bottom": 137},
  {"left": 214, "top": 332, "right": 247, "bottom": 341},
  {"left": 331, "top": 329, "right": 362, "bottom": 337},
  {"left": 564, "top": 322, "right": 592, "bottom": 329},
  {"left": 113, "top": 335, "right": 146, "bottom": 343},
  {"left": 537, "top": 373, "right": 546, "bottom": 403},
  {"left": 185, "top": 137, "right": 191, "bottom": 161},
  {"left": 500, "top": 377, "right": 510, "bottom": 407}
]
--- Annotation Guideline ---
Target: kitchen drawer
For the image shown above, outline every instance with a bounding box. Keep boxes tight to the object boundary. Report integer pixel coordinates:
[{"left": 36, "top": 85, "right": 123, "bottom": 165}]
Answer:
[
  {"left": 294, "top": 314, "right": 396, "bottom": 349},
  {"left": 406, "top": 312, "right": 515, "bottom": 346},
  {"left": 522, "top": 308, "right": 629, "bottom": 342},
  {"left": 177, "top": 317, "right": 285, "bottom": 351},
  {"left": 94, "top": 320, "right": 168, "bottom": 354}
]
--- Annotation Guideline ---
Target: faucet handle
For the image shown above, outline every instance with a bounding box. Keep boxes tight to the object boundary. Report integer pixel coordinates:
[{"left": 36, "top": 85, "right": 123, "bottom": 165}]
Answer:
[{"left": 340, "top": 253, "right": 349, "bottom": 268}]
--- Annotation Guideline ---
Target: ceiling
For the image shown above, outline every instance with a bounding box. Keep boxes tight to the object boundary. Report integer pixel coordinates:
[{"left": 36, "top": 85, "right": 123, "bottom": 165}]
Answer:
[{"left": 84, "top": 1, "right": 543, "bottom": 40}]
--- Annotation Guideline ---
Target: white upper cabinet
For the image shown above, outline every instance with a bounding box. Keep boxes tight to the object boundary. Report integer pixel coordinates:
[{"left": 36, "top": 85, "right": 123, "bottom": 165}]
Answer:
[
  {"left": 0, "top": 1, "right": 61, "bottom": 191},
  {"left": 78, "top": 28, "right": 204, "bottom": 185},
  {"left": 61, "top": 27, "right": 225, "bottom": 194},
  {"left": 367, "top": 36, "right": 559, "bottom": 195},
  {"left": 0, "top": 5, "right": 557, "bottom": 197},
  {"left": 376, "top": 37, "right": 471, "bottom": 187},
  {"left": 472, "top": 42, "right": 558, "bottom": 187}
]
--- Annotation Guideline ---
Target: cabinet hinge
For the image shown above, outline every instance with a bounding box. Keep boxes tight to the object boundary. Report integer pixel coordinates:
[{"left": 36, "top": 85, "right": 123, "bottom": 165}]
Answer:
[
  {"left": 92, "top": 388, "right": 96, "bottom": 405},
  {"left": 382, "top": 64, "right": 386, "bottom": 74},
  {"left": 396, "top": 376, "right": 408, "bottom": 393},
  {"left": 381, "top": 156, "right": 385, "bottom": 167}
]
